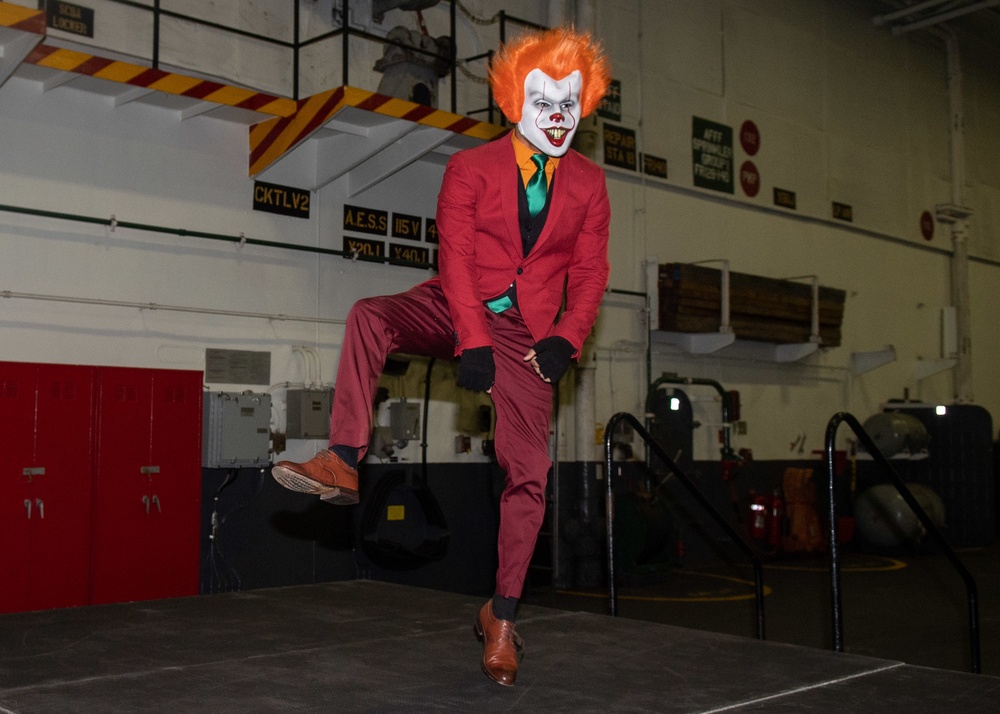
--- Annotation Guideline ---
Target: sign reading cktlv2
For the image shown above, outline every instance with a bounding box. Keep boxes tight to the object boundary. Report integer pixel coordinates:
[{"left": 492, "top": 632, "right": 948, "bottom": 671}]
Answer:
[{"left": 253, "top": 181, "right": 310, "bottom": 218}]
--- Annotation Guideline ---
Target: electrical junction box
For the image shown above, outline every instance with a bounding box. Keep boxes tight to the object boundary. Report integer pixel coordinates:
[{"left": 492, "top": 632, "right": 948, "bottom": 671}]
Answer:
[
  {"left": 202, "top": 391, "right": 272, "bottom": 468},
  {"left": 389, "top": 399, "right": 420, "bottom": 442},
  {"left": 286, "top": 388, "right": 332, "bottom": 439}
]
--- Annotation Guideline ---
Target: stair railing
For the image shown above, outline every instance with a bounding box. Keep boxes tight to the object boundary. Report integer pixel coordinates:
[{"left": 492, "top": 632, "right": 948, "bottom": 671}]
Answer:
[
  {"left": 824, "top": 411, "right": 981, "bottom": 673},
  {"left": 604, "top": 412, "right": 766, "bottom": 640}
]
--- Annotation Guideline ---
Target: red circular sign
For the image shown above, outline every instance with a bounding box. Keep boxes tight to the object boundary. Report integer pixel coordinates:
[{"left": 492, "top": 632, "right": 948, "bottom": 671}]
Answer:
[
  {"left": 920, "top": 210, "right": 934, "bottom": 241},
  {"left": 740, "top": 120, "right": 761, "bottom": 156},
  {"left": 740, "top": 160, "right": 760, "bottom": 197}
]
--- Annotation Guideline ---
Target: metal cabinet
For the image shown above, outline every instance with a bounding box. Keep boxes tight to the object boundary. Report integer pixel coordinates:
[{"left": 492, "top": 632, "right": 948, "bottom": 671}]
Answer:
[
  {"left": 0, "top": 362, "right": 201, "bottom": 612},
  {"left": 0, "top": 362, "right": 96, "bottom": 613},
  {"left": 91, "top": 367, "right": 202, "bottom": 604}
]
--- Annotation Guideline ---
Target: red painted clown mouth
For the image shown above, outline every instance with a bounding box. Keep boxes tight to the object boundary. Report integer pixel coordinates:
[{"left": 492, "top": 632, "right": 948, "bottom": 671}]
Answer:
[{"left": 545, "top": 127, "right": 570, "bottom": 146}]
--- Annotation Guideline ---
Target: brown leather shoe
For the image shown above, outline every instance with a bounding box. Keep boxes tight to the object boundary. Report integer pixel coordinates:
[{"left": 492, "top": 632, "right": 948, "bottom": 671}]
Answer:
[
  {"left": 271, "top": 450, "right": 359, "bottom": 505},
  {"left": 474, "top": 601, "right": 523, "bottom": 686}
]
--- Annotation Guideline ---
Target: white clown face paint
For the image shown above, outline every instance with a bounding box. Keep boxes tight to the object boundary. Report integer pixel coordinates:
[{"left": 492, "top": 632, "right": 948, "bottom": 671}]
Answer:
[{"left": 516, "top": 68, "right": 582, "bottom": 157}]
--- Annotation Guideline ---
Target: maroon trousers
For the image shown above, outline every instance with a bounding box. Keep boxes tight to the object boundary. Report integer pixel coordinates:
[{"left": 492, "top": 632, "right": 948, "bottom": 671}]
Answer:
[{"left": 330, "top": 281, "right": 552, "bottom": 598}]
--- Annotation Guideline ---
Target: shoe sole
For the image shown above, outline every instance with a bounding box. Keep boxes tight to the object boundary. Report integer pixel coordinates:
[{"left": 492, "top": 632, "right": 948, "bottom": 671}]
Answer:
[
  {"left": 271, "top": 464, "right": 330, "bottom": 494},
  {"left": 320, "top": 488, "right": 359, "bottom": 506},
  {"left": 271, "top": 465, "right": 359, "bottom": 505}
]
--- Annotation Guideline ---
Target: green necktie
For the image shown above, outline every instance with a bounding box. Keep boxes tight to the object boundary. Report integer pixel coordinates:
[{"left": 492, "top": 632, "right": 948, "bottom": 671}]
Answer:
[{"left": 526, "top": 154, "right": 549, "bottom": 217}]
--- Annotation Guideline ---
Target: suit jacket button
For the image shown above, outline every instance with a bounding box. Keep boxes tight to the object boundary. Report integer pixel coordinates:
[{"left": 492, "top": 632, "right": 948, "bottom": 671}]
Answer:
[{"left": 516, "top": 268, "right": 523, "bottom": 275}]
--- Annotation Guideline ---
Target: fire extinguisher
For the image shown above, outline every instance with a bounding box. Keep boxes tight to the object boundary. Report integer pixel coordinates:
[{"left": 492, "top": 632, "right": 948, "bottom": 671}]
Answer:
[
  {"left": 766, "top": 489, "right": 785, "bottom": 549},
  {"left": 748, "top": 490, "right": 768, "bottom": 540}
]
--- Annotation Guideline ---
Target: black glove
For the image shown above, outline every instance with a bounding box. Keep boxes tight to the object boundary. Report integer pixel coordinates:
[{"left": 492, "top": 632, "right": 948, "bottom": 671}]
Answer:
[
  {"left": 457, "top": 346, "right": 495, "bottom": 391},
  {"left": 530, "top": 336, "right": 575, "bottom": 383}
]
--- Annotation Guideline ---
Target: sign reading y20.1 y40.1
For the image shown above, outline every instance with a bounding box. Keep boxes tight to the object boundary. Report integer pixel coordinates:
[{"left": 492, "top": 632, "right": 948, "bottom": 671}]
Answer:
[{"left": 692, "top": 117, "right": 733, "bottom": 194}]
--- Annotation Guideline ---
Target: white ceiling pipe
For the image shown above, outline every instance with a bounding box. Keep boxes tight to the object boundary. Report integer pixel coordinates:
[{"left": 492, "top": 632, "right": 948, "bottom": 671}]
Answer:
[
  {"left": 548, "top": 0, "right": 568, "bottom": 28},
  {"left": 575, "top": 0, "right": 596, "bottom": 31},
  {"left": 939, "top": 29, "right": 974, "bottom": 402},
  {"left": 872, "top": 0, "right": 956, "bottom": 26},
  {"left": 892, "top": 0, "right": 1000, "bottom": 34},
  {"left": 879, "top": 0, "right": 977, "bottom": 401}
]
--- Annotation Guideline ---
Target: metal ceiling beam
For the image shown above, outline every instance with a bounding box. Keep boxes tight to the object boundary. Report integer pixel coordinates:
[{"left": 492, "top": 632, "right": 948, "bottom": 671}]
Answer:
[
  {"left": 112, "top": 86, "right": 155, "bottom": 107},
  {"left": 0, "top": 27, "right": 42, "bottom": 88},
  {"left": 313, "top": 119, "right": 420, "bottom": 191},
  {"left": 347, "top": 125, "right": 453, "bottom": 197}
]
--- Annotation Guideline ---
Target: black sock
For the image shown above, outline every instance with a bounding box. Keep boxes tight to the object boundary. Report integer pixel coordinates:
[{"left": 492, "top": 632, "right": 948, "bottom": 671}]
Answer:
[
  {"left": 491, "top": 593, "right": 517, "bottom": 622},
  {"left": 329, "top": 444, "right": 358, "bottom": 469}
]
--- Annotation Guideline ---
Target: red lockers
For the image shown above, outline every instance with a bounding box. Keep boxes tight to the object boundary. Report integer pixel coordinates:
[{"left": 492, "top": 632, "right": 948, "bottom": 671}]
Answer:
[
  {"left": 0, "top": 362, "right": 201, "bottom": 613},
  {"left": 0, "top": 363, "right": 96, "bottom": 613},
  {"left": 90, "top": 367, "right": 202, "bottom": 605}
]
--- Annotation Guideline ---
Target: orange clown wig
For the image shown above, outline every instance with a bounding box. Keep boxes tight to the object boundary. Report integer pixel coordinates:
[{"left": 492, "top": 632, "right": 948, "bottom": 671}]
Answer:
[{"left": 488, "top": 27, "right": 612, "bottom": 124}]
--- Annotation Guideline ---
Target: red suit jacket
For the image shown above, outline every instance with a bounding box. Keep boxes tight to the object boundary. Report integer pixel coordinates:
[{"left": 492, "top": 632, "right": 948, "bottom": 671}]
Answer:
[{"left": 429, "top": 133, "right": 611, "bottom": 358}]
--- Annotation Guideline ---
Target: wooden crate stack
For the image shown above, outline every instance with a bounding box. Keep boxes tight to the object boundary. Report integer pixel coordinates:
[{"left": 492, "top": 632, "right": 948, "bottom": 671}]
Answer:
[{"left": 658, "top": 263, "right": 846, "bottom": 346}]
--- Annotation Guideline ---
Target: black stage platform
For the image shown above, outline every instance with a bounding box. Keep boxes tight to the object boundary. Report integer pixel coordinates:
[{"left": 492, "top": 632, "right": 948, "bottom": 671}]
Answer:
[{"left": 2, "top": 581, "right": 998, "bottom": 712}]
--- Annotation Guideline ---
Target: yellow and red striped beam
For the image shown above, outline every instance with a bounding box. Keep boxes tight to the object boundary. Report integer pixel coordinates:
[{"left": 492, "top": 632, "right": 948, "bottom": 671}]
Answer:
[
  {"left": 1, "top": 0, "right": 503, "bottom": 175},
  {"left": 249, "top": 85, "right": 505, "bottom": 176},
  {"left": 0, "top": 2, "right": 45, "bottom": 34},
  {"left": 22, "top": 42, "right": 297, "bottom": 118}
]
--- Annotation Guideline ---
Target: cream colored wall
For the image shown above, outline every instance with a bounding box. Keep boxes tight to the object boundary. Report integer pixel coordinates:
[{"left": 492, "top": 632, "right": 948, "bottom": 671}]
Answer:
[
  {"left": 585, "top": 0, "right": 999, "bottom": 459},
  {"left": 0, "top": 0, "right": 996, "bottom": 463}
]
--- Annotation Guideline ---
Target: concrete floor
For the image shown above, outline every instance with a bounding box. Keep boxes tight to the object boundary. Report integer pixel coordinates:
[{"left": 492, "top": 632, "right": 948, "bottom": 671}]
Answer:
[
  {"left": 2, "top": 579, "right": 999, "bottom": 712},
  {"left": 524, "top": 543, "right": 1000, "bottom": 676}
]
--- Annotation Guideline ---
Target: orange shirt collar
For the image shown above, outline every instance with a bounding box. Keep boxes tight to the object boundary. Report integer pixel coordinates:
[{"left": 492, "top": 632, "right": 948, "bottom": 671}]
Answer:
[{"left": 512, "top": 130, "right": 559, "bottom": 188}]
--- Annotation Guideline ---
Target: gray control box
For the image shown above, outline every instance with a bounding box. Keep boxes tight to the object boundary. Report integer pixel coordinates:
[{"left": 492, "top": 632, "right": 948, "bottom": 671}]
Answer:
[
  {"left": 389, "top": 399, "right": 421, "bottom": 441},
  {"left": 286, "top": 388, "right": 332, "bottom": 439},
  {"left": 202, "top": 391, "right": 272, "bottom": 467}
]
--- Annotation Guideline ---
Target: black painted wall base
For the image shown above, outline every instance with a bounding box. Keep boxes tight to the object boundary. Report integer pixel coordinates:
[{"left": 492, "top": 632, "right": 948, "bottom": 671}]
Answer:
[
  {"left": 201, "top": 456, "right": 905, "bottom": 602},
  {"left": 200, "top": 462, "right": 502, "bottom": 598}
]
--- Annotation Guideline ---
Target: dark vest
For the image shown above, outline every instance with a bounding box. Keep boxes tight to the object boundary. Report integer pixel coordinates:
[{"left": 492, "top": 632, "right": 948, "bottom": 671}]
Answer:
[{"left": 483, "top": 170, "right": 555, "bottom": 313}]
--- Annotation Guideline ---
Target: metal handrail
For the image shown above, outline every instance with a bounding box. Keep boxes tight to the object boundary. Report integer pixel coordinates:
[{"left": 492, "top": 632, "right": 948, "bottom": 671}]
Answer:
[
  {"left": 603, "top": 412, "right": 766, "bottom": 640},
  {"left": 824, "top": 411, "right": 981, "bottom": 673},
  {"left": 56, "top": 0, "right": 457, "bottom": 106}
]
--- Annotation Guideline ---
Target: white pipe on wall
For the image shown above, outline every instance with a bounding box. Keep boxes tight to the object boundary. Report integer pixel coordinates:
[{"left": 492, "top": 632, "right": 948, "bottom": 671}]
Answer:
[
  {"left": 940, "top": 29, "right": 974, "bottom": 402},
  {"left": 575, "top": 0, "right": 596, "bottom": 31},
  {"left": 547, "top": 0, "right": 568, "bottom": 28},
  {"left": 575, "top": 351, "right": 597, "bottom": 463}
]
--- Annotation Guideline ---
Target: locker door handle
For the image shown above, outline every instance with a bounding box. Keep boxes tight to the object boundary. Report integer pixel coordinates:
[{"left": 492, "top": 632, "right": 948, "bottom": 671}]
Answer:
[
  {"left": 35, "top": 498, "right": 44, "bottom": 519},
  {"left": 24, "top": 499, "right": 31, "bottom": 519},
  {"left": 140, "top": 466, "right": 160, "bottom": 475},
  {"left": 151, "top": 495, "right": 161, "bottom": 513},
  {"left": 142, "top": 495, "right": 150, "bottom": 514},
  {"left": 22, "top": 467, "right": 45, "bottom": 477}
]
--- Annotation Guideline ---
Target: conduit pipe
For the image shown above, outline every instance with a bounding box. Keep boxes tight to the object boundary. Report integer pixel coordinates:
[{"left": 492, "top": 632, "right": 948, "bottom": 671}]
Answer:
[
  {"left": 575, "top": 0, "right": 596, "bottom": 32},
  {"left": 937, "top": 28, "right": 974, "bottom": 402},
  {"left": 881, "top": 0, "right": 975, "bottom": 403},
  {"left": 0, "top": 289, "right": 346, "bottom": 325},
  {"left": 890, "top": 0, "right": 1000, "bottom": 35},
  {"left": 872, "top": 0, "right": 954, "bottom": 26},
  {"left": 0, "top": 202, "right": 435, "bottom": 270},
  {"left": 547, "top": 0, "right": 567, "bottom": 27},
  {"left": 575, "top": 349, "right": 598, "bottom": 462}
]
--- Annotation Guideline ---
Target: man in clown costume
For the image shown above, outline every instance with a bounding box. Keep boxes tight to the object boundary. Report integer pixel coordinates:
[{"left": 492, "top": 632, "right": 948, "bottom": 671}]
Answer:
[{"left": 272, "top": 27, "right": 611, "bottom": 686}]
